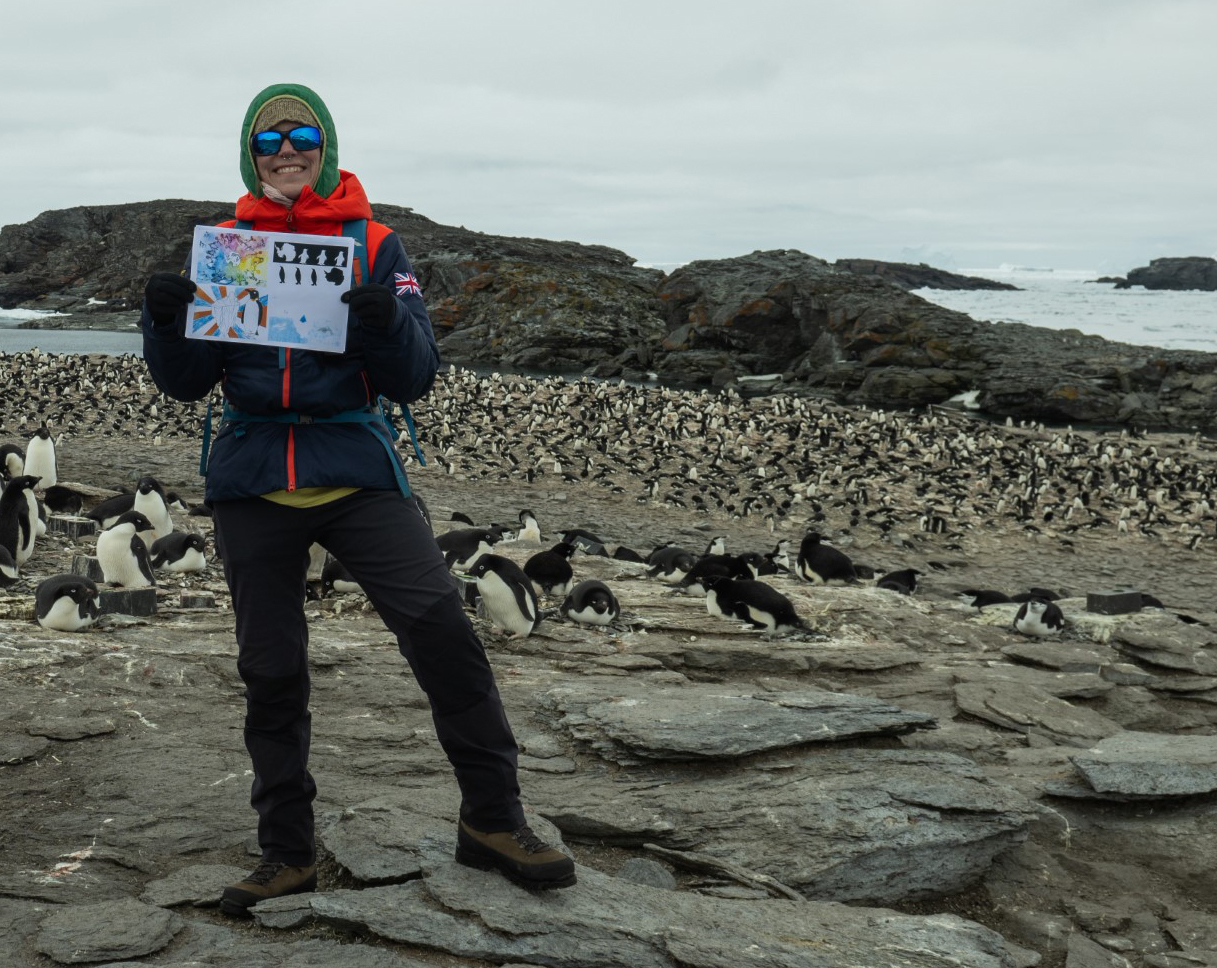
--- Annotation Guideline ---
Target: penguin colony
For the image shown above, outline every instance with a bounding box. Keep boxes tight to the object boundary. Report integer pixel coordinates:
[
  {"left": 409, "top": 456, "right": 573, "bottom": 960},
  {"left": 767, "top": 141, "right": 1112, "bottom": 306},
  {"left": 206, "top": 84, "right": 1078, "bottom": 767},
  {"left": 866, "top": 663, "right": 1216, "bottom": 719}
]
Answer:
[{"left": 2, "top": 350, "right": 1216, "bottom": 636}]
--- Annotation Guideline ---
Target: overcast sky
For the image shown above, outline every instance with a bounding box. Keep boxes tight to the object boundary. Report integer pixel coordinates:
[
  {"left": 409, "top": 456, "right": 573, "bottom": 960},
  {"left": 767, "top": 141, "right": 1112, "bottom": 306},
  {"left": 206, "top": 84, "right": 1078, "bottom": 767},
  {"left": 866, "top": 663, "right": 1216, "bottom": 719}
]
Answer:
[{"left": 4, "top": 0, "right": 1217, "bottom": 273}]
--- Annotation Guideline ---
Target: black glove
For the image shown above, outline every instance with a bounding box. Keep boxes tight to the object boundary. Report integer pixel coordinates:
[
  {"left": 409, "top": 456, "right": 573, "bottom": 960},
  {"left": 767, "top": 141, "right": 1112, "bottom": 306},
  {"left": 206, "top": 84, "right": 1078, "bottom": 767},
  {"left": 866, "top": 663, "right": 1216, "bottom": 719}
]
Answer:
[
  {"left": 341, "top": 283, "right": 398, "bottom": 331},
  {"left": 144, "top": 272, "right": 197, "bottom": 324}
]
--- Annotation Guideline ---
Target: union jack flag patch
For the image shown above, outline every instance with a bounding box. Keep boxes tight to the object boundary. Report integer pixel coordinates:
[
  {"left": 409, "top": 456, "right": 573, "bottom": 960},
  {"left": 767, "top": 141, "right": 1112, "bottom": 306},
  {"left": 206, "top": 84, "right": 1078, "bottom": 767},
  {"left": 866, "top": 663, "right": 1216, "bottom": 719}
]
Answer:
[{"left": 394, "top": 272, "right": 422, "bottom": 297}]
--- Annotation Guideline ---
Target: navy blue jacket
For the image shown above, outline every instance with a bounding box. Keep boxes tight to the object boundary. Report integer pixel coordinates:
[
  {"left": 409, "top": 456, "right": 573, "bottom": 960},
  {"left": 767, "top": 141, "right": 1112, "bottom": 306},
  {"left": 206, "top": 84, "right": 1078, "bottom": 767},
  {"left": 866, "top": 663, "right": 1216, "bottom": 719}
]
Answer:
[{"left": 141, "top": 171, "right": 439, "bottom": 501}]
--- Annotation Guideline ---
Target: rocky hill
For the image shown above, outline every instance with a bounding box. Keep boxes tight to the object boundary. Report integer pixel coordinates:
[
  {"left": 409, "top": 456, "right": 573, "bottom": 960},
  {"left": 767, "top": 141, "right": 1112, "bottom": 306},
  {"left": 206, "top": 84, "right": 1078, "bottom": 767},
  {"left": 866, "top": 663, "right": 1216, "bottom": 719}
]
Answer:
[{"left": 2, "top": 201, "right": 1216, "bottom": 431}]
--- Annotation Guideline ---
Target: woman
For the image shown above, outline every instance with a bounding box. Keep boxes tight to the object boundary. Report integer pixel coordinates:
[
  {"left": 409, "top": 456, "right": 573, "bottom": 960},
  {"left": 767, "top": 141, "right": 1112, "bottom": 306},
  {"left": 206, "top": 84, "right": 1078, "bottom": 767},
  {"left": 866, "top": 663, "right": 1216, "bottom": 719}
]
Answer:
[{"left": 142, "top": 83, "right": 574, "bottom": 916}]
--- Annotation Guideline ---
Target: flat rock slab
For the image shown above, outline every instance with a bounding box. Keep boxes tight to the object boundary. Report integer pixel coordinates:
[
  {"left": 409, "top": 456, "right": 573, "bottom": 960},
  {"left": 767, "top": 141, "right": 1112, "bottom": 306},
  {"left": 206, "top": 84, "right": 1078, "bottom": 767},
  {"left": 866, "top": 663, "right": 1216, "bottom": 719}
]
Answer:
[
  {"left": 1114, "top": 627, "right": 1217, "bottom": 676},
  {"left": 524, "top": 747, "right": 1034, "bottom": 904},
  {"left": 1001, "top": 642, "right": 1117, "bottom": 673},
  {"left": 36, "top": 897, "right": 182, "bottom": 963},
  {"left": 1, "top": 732, "right": 52, "bottom": 763},
  {"left": 540, "top": 681, "right": 935, "bottom": 762},
  {"left": 1070, "top": 731, "right": 1217, "bottom": 797},
  {"left": 139, "top": 863, "right": 251, "bottom": 907},
  {"left": 954, "top": 680, "right": 1123, "bottom": 747},
  {"left": 955, "top": 665, "right": 1114, "bottom": 699},
  {"left": 255, "top": 862, "right": 1022, "bottom": 968},
  {"left": 26, "top": 715, "right": 116, "bottom": 741}
]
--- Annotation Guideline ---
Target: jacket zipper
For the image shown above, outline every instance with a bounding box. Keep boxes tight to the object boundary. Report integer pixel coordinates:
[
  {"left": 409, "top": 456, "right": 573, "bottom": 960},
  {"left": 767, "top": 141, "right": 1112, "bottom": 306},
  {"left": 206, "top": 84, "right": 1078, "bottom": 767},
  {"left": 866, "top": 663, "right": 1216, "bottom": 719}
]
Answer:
[{"left": 286, "top": 426, "right": 297, "bottom": 492}]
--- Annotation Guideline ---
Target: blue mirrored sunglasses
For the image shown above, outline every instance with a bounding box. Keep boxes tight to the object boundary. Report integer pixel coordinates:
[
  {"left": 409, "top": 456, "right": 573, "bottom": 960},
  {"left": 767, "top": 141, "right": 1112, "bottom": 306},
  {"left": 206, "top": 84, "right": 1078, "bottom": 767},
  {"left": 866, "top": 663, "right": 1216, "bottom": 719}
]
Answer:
[{"left": 250, "top": 126, "right": 322, "bottom": 156}]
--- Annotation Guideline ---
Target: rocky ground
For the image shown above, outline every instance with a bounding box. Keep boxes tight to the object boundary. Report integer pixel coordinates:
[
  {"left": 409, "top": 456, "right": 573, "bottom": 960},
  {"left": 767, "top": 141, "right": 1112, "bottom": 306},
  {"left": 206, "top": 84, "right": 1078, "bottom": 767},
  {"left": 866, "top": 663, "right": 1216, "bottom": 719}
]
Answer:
[{"left": 2, "top": 364, "right": 1217, "bottom": 968}]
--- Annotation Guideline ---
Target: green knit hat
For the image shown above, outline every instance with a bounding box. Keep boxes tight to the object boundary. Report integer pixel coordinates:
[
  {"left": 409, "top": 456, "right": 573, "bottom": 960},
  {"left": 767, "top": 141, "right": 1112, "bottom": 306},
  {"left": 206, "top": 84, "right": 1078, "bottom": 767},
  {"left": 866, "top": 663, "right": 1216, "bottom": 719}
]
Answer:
[{"left": 239, "top": 83, "right": 340, "bottom": 199}]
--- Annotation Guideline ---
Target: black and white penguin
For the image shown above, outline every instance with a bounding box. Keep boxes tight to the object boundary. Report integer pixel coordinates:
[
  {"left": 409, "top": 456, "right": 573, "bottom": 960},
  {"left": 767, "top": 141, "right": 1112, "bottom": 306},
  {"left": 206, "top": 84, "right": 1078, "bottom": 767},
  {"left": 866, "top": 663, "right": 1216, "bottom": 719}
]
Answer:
[
  {"left": 704, "top": 576, "right": 805, "bottom": 634},
  {"left": 149, "top": 532, "right": 207, "bottom": 573},
  {"left": 611, "top": 545, "right": 647, "bottom": 564},
  {"left": 517, "top": 509, "right": 542, "bottom": 543},
  {"left": 0, "top": 544, "right": 18, "bottom": 586},
  {"left": 704, "top": 535, "right": 727, "bottom": 556},
  {"left": 560, "top": 579, "right": 620, "bottom": 626},
  {"left": 876, "top": 568, "right": 922, "bottom": 595},
  {"left": 43, "top": 485, "right": 86, "bottom": 515},
  {"left": 320, "top": 556, "right": 363, "bottom": 597},
  {"left": 86, "top": 491, "right": 137, "bottom": 528},
  {"left": 646, "top": 545, "right": 697, "bottom": 584},
  {"left": 676, "top": 554, "right": 753, "bottom": 596},
  {"left": 958, "top": 588, "right": 1011, "bottom": 609},
  {"left": 523, "top": 542, "right": 577, "bottom": 597},
  {"left": 96, "top": 511, "right": 156, "bottom": 587},
  {"left": 737, "top": 550, "right": 779, "bottom": 578},
  {"left": 133, "top": 477, "right": 174, "bottom": 540},
  {"left": 1013, "top": 598, "right": 1065, "bottom": 637},
  {"left": 0, "top": 443, "right": 23, "bottom": 482},
  {"left": 465, "top": 553, "right": 540, "bottom": 638},
  {"left": 0, "top": 474, "right": 40, "bottom": 567},
  {"left": 795, "top": 532, "right": 856, "bottom": 584},
  {"left": 437, "top": 527, "right": 501, "bottom": 571},
  {"left": 24, "top": 426, "right": 57, "bottom": 490},
  {"left": 35, "top": 574, "right": 100, "bottom": 632}
]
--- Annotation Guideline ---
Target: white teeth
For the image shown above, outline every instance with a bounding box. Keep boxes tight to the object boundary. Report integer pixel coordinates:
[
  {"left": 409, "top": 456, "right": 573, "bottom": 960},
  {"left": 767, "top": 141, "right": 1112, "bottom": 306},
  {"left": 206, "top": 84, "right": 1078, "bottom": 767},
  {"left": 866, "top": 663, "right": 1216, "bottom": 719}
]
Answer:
[{"left": 276, "top": 166, "right": 304, "bottom": 173}]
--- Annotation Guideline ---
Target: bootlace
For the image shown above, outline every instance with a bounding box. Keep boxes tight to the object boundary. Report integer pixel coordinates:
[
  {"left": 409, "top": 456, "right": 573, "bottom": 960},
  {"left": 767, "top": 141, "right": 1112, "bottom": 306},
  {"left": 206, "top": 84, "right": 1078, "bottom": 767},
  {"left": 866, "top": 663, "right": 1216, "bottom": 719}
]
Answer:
[
  {"left": 244, "top": 860, "right": 287, "bottom": 886},
  {"left": 511, "top": 825, "right": 550, "bottom": 854}
]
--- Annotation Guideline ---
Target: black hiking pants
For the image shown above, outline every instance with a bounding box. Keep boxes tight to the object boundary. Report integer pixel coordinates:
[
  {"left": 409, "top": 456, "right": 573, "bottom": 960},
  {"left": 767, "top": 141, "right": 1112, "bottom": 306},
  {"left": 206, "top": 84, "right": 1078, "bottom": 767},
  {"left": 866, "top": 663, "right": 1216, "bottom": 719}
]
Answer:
[{"left": 212, "top": 489, "right": 524, "bottom": 866}]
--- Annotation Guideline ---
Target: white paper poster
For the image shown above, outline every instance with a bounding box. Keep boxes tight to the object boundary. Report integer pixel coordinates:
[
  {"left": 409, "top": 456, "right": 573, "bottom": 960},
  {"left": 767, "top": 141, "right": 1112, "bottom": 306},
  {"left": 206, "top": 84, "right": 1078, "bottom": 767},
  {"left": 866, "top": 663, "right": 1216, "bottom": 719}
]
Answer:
[{"left": 187, "top": 225, "right": 355, "bottom": 353}]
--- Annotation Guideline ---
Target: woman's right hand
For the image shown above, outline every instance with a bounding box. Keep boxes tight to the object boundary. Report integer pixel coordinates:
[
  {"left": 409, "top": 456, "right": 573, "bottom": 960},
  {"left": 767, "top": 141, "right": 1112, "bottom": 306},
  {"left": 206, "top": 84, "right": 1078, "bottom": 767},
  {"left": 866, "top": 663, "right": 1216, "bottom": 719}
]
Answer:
[{"left": 145, "top": 272, "right": 197, "bottom": 324}]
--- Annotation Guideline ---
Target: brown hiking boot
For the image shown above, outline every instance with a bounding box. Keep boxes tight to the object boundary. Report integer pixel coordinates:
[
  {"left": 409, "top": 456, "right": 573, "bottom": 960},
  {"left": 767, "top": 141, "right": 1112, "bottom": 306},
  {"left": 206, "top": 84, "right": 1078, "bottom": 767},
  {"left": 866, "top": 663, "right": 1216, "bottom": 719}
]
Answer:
[
  {"left": 220, "top": 860, "right": 317, "bottom": 917},
  {"left": 455, "top": 820, "right": 576, "bottom": 889}
]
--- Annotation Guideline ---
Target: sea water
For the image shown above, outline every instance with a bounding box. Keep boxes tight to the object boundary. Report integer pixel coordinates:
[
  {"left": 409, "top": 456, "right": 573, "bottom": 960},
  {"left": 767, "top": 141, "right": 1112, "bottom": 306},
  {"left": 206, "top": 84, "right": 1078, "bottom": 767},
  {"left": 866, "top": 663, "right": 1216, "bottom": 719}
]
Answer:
[
  {"left": 3, "top": 266, "right": 1217, "bottom": 356},
  {"left": 914, "top": 265, "right": 1217, "bottom": 353}
]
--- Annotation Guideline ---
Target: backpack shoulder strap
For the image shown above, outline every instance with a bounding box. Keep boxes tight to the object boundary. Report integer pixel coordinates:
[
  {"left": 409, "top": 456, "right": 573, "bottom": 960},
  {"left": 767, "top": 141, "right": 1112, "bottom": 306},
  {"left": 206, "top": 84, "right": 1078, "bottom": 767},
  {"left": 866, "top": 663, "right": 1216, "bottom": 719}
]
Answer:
[{"left": 341, "top": 219, "right": 369, "bottom": 285}]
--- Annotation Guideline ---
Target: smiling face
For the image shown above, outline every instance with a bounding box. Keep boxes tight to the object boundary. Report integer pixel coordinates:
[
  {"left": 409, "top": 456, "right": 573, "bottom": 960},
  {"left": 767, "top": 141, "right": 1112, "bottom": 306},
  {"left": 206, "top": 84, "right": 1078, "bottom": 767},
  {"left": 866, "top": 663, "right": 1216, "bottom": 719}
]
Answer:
[{"left": 254, "top": 122, "right": 321, "bottom": 201}]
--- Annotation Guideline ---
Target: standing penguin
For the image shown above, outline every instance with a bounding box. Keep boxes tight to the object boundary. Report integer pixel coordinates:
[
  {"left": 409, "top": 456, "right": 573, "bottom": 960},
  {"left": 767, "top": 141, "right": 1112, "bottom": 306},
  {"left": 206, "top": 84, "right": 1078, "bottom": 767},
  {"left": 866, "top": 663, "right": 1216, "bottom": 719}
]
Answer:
[
  {"left": 560, "top": 579, "right": 620, "bottom": 626},
  {"left": 150, "top": 532, "right": 207, "bottom": 573},
  {"left": 523, "top": 542, "right": 577, "bottom": 597},
  {"left": 464, "top": 553, "right": 540, "bottom": 638},
  {"left": 517, "top": 509, "right": 542, "bottom": 543},
  {"left": 133, "top": 477, "right": 174, "bottom": 540},
  {"left": 35, "top": 574, "right": 101, "bottom": 632},
  {"left": 437, "top": 527, "right": 501, "bottom": 572},
  {"left": 24, "top": 426, "right": 57, "bottom": 490},
  {"left": 1013, "top": 598, "right": 1065, "bottom": 637},
  {"left": 96, "top": 511, "right": 156, "bottom": 587},
  {"left": 0, "top": 475, "right": 40, "bottom": 566},
  {"left": 705, "top": 576, "right": 805, "bottom": 634},
  {"left": 795, "top": 532, "right": 856, "bottom": 584}
]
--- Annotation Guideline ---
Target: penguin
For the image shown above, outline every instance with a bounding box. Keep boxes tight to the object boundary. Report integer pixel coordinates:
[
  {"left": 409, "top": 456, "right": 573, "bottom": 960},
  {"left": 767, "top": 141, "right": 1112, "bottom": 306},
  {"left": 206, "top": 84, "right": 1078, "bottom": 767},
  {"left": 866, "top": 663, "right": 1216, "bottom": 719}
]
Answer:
[
  {"left": 43, "top": 485, "right": 86, "bottom": 515},
  {"left": 149, "top": 532, "right": 207, "bottom": 573},
  {"left": 24, "top": 425, "right": 57, "bottom": 489},
  {"left": 96, "top": 511, "right": 156, "bottom": 587},
  {"left": 958, "top": 589, "right": 1011, "bottom": 609},
  {"left": 517, "top": 509, "right": 542, "bottom": 543},
  {"left": 1010, "top": 587, "right": 1064, "bottom": 603},
  {"left": 436, "top": 527, "right": 501, "bottom": 571},
  {"left": 0, "top": 544, "right": 18, "bottom": 586},
  {"left": 86, "top": 490, "right": 137, "bottom": 529},
  {"left": 559, "top": 579, "right": 620, "bottom": 626},
  {"left": 132, "top": 476, "right": 174, "bottom": 540},
  {"left": 1013, "top": 598, "right": 1065, "bottom": 637},
  {"left": 35, "top": 574, "right": 100, "bottom": 632},
  {"left": 0, "top": 475, "right": 40, "bottom": 566},
  {"left": 523, "top": 542, "right": 577, "bottom": 597},
  {"left": 0, "top": 443, "right": 23, "bottom": 482},
  {"left": 321, "top": 556, "right": 363, "bottom": 597},
  {"left": 611, "top": 545, "right": 647, "bottom": 564},
  {"left": 449, "top": 511, "right": 476, "bottom": 526},
  {"left": 738, "top": 550, "right": 779, "bottom": 578},
  {"left": 676, "top": 554, "right": 753, "bottom": 596},
  {"left": 704, "top": 576, "right": 805, "bottom": 634},
  {"left": 796, "top": 532, "right": 856, "bottom": 584},
  {"left": 464, "top": 553, "right": 540, "bottom": 638},
  {"left": 704, "top": 535, "right": 727, "bottom": 556},
  {"left": 876, "top": 568, "right": 922, "bottom": 595},
  {"left": 646, "top": 545, "right": 697, "bottom": 584}
]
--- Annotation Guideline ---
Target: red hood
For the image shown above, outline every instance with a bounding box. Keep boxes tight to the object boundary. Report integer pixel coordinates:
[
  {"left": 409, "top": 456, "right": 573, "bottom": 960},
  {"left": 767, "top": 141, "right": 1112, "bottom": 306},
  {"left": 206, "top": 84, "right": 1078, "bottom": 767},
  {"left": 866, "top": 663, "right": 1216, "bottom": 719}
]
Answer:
[{"left": 234, "top": 169, "right": 373, "bottom": 232}]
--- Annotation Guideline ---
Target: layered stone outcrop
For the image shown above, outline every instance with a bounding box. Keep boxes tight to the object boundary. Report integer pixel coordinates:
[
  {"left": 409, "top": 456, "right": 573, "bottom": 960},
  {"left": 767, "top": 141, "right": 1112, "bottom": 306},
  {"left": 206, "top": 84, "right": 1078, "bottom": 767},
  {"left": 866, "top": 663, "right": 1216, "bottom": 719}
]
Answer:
[{"left": 2, "top": 201, "right": 1216, "bottom": 430}]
